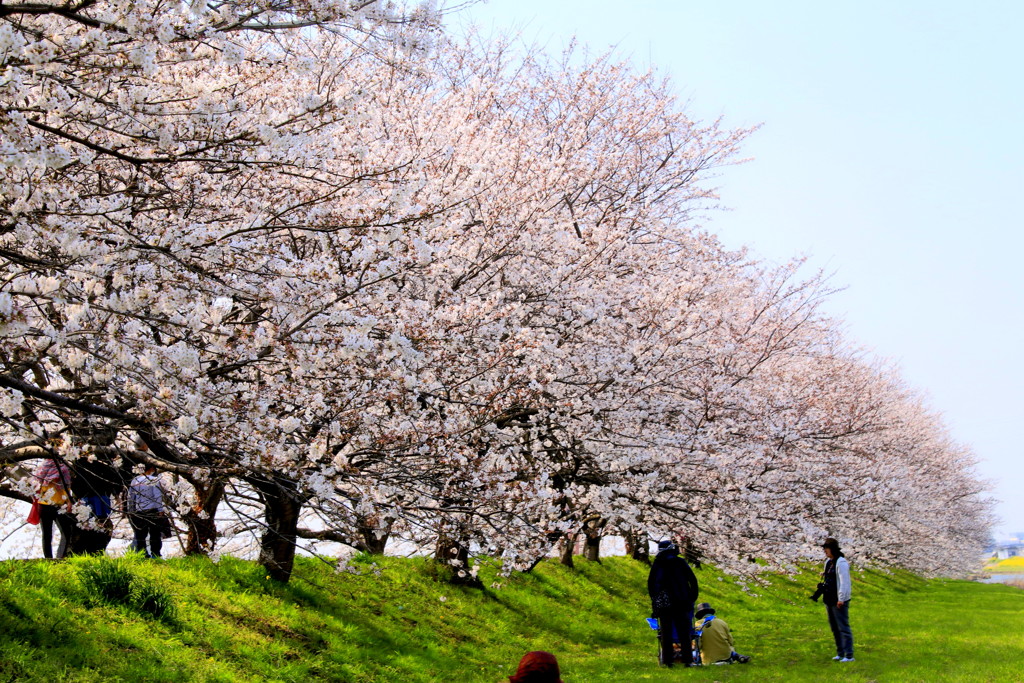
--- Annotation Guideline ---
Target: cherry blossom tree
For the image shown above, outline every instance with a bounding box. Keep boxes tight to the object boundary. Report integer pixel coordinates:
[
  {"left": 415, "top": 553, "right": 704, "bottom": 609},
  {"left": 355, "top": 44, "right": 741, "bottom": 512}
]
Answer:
[{"left": 0, "top": 0, "right": 462, "bottom": 578}]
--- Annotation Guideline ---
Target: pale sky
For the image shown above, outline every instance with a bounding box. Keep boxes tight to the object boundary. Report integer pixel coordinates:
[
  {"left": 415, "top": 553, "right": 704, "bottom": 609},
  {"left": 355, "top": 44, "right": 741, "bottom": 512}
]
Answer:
[{"left": 453, "top": 0, "right": 1024, "bottom": 539}]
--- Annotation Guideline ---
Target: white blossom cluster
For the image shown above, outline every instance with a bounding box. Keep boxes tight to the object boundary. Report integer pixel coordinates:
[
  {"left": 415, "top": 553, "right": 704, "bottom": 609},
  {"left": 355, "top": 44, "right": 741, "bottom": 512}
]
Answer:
[{"left": 0, "top": 2, "right": 992, "bottom": 581}]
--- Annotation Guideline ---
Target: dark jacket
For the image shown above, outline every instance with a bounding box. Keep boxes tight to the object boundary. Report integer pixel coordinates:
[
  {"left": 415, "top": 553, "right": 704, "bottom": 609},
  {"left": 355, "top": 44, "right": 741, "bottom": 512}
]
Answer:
[{"left": 647, "top": 547, "right": 699, "bottom": 615}]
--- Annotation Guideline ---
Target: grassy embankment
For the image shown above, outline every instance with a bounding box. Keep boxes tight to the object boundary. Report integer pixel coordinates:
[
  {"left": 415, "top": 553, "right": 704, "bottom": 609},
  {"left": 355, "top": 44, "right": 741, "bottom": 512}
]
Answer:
[{"left": 1, "top": 552, "right": 1022, "bottom": 682}]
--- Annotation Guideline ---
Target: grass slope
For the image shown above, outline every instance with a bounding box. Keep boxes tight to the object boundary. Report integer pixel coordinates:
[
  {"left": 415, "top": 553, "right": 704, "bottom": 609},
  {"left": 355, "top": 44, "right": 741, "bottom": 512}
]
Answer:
[{"left": 1, "top": 553, "right": 1021, "bottom": 682}]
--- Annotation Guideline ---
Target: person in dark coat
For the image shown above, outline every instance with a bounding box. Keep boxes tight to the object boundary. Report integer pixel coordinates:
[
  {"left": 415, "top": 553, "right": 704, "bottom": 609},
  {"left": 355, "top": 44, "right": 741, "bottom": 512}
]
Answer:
[
  {"left": 67, "top": 455, "right": 126, "bottom": 555},
  {"left": 647, "top": 539, "right": 699, "bottom": 667}
]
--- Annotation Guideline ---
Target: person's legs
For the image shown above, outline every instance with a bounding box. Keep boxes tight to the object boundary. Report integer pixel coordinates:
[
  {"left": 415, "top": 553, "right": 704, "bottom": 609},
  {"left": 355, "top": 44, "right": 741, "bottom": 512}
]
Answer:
[
  {"left": 53, "top": 512, "right": 72, "bottom": 559},
  {"left": 826, "top": 605, "right": 843, "bottom": 657},
  {"left": 833, "top": 603, "right": 854, "bottom": 659},
  {"left": 658, "top": 613, "right": 677, "bottom": 666},
  {"left": 668, "top": 620, "right": 686, "bottom": 662},
  {"left": 39, "top": 505, "right": 57, "bottom": 559},
  {"left": 682, "top": 609, "right": 695, "bottom": 665},
  {"left": 131, "top": 514, "right": 150, "bottom": 556},
  {"left": 148, "top": 517, "right": 163, "bottom": 558}
]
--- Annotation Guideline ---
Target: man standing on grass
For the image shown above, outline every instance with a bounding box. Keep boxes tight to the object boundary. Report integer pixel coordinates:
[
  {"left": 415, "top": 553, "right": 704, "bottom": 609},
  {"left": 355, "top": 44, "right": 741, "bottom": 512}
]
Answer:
[
  {"left": 821, "top": 537, "right": 855, "bottom": 662},
  {"left": 648, "top": 539, "right": 699, "bottom": 667},
  {"left": 127, "top": 463, "right": 168, "bottom": 559}
]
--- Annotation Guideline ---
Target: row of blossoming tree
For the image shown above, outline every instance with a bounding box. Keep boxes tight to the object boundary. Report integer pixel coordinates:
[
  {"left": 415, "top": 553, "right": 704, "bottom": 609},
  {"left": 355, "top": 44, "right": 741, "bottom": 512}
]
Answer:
[{"left": 0, "top": 0, "right": 992, "bottom": 582}]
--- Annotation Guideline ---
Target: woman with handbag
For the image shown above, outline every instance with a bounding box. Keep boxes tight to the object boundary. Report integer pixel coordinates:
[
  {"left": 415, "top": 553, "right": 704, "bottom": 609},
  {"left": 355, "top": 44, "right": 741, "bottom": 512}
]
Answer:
[{"left": 33, "top": 458, "right": 74, "bottom": 559}]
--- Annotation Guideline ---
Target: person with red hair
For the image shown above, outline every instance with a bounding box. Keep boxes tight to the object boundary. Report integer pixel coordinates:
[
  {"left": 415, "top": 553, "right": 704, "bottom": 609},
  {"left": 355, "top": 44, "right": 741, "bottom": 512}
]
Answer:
[{"left": 508, "top": 651, "right": 563, "bottom": 683}]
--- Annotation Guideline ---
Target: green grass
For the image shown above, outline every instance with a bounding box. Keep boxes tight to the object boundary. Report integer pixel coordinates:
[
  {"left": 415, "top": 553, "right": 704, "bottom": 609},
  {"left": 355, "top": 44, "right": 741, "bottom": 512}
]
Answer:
[{"left": 0, "top": 553, "right": 1021, "bottom": 682}]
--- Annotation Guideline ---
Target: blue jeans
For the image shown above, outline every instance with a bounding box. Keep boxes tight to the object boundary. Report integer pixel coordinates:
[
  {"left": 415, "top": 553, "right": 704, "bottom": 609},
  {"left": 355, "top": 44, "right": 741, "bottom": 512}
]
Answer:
[{"left": 826, "top": 601, "right": 854, "bottom": 658}]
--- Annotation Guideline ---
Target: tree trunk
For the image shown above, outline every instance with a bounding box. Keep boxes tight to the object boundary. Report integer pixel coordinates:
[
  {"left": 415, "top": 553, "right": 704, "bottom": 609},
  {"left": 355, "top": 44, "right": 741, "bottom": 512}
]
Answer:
[
  {"left": 184, "top": 479, "right": 225, "bottom": 555},
  {"left": 356, "top": 516, "right": 390, "bottom": 555},
  {"left": 624, "top": 529, "right": 651, "bottom": 563},
  {"left": 559, "top": 531, "right": 577, "bottom": 568},
  {"left": 254, "top": 477, "right": 303, "bottom": 583},
  {"left": 582, "top": 515, "right": 605, "bottom": 562},
  {"left": 434, "top": 527, "right": 482, "bottom": 587},
  {"left": 684, "top": 539, "right": 702, "bottom": 569}
]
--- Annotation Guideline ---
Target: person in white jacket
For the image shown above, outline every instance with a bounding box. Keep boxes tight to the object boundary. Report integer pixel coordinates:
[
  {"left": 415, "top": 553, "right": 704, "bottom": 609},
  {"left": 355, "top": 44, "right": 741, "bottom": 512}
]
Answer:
[{"left": 821, "top": 537, "right": 855, "bottom": 662}]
